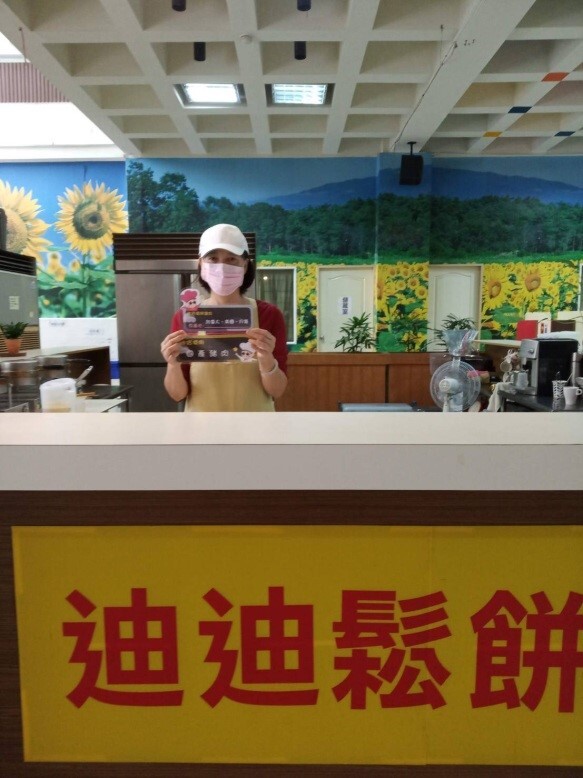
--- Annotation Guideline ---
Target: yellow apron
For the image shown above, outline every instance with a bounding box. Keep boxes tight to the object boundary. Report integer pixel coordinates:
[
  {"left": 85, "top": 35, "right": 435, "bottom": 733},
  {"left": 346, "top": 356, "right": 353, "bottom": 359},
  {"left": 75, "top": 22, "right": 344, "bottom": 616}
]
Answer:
[{"left": 185, "top": 298, "right": 275, "bottom": 412}]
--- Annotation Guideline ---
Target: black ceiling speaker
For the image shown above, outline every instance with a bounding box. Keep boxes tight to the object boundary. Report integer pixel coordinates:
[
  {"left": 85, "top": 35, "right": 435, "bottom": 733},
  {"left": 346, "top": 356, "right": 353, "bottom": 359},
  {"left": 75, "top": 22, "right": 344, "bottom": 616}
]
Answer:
[
  {"left": 294, "top": 41, "right": 306, "bottom": 60},
  {"left": 399, "top": 141, "right": 423, "bottom": 185},
  {"left": 193, "top": 42, "right": 206, "bottom": 61}
]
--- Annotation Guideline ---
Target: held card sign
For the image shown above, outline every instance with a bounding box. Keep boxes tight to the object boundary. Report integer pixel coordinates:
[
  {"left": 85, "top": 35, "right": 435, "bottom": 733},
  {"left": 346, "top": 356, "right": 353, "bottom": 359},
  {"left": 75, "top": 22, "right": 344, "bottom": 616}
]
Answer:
[{"left": 177, "top": 291, "right": 252, "bottom": 362}]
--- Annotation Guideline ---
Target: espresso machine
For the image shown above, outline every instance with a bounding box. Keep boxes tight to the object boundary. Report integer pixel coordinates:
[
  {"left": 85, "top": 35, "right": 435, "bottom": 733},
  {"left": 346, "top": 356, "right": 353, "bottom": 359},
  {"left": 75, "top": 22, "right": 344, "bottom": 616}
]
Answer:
[{"left": 518, "top": 338, "right": 579, "bottom": 395}]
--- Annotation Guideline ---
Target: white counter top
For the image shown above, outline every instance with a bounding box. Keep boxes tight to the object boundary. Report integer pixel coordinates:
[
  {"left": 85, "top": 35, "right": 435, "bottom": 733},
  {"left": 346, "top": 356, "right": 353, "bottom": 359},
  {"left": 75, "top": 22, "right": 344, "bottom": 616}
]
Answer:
[{"left": 0, "top": 412, "right": 581, "bottom": 491}]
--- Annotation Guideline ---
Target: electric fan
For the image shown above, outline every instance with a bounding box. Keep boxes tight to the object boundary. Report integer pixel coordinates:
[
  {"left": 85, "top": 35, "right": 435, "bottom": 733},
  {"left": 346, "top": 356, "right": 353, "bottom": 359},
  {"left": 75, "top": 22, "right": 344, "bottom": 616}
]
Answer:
[{"left": 430, "top": 330, "right": 481, "bottom": 412}]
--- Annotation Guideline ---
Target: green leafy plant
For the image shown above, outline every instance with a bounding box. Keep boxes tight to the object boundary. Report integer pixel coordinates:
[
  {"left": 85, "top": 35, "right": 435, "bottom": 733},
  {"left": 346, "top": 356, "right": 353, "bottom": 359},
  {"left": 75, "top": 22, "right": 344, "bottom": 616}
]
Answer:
[
  {"left": 432, "top": 314, "right": 476, "bottom": 350},
  {"left": 0, "top": 321, "right": 27, "bottom": 339},
  {"left": 334, "top": 312, "right": 376, "bottom": 353}
]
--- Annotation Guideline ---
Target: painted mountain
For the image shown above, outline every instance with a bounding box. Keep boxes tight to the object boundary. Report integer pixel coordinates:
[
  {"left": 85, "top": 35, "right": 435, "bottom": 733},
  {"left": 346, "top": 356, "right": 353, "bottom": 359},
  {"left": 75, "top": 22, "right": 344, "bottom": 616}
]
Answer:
[
  {"left": 260, "top": 176, "right": 377, "bottom": 209},
  {"left": 258, "top": 168, "right": 582, "bottom": 210},
  {"left": 431, "top": 168, "right": 583, "bottom": 205}
]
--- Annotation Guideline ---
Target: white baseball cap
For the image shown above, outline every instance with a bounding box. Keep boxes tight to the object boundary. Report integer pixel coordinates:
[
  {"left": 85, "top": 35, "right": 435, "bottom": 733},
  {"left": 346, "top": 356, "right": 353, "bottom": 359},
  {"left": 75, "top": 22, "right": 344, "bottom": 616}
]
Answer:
[{"left": 198, "top": 223, "right": 249, "bottom": 257}]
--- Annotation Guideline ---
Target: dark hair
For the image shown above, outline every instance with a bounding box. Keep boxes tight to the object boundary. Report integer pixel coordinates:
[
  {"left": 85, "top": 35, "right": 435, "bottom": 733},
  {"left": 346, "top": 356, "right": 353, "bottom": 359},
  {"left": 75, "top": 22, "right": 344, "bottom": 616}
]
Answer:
[{"left": 197, "top": 252, "right": 255, "bottom": 293}]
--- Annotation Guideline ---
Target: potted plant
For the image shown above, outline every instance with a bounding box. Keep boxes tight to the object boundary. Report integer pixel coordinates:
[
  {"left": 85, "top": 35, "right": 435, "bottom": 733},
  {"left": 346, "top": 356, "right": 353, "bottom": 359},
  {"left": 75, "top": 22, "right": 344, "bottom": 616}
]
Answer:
[
  {"left": 0, "top": 321, "right": 27, "bottom": 356},
  {"left": 334, "top": 312, "right": 376, "bottom": 353},
  {"left": 432, "top": 314, "right": 477, "bottom": 353}
]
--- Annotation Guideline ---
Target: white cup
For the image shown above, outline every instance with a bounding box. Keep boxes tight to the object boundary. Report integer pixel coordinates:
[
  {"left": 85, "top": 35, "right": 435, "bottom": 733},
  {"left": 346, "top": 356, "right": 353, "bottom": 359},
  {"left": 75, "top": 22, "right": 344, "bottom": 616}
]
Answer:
[{"left": 563, "top": 386, "right": 582, "bottom": 405}]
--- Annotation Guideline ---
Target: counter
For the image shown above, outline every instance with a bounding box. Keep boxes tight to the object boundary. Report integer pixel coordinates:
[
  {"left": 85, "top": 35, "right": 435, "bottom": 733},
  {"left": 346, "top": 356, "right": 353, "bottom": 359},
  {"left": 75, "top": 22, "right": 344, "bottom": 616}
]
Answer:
[
  {"left": 498, "top": 384, "right": 583, "bottom": 412},
  {"left": 1, "top": 413, "right": 582, "bottom": 777},
  {"left": 0, "top": 412, "right": 581, "bottom": 491}
]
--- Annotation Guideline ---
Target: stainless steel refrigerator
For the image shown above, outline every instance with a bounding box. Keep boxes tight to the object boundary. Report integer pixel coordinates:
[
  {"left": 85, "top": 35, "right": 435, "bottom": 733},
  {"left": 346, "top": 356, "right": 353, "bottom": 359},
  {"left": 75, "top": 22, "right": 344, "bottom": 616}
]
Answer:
[{"left": 115, "top": 258, "right": 198, "bottom": 411}]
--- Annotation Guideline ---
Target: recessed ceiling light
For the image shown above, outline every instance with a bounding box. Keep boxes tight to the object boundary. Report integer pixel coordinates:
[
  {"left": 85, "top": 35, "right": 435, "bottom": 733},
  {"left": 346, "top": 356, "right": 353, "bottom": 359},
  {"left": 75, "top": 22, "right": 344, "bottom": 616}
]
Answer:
[
  {"left": 272, "top": 84, "right": 327, "bottom": 105},
  {"left": 177, "top": 83, "right": 243, "bottom": 106}
]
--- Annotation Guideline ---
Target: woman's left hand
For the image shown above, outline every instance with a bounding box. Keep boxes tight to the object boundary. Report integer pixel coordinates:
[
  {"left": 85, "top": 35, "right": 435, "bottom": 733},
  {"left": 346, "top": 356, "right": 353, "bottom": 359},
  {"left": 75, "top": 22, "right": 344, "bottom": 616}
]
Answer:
[{"left": 246, "top": 327, "right": 276, "bottom": 359}]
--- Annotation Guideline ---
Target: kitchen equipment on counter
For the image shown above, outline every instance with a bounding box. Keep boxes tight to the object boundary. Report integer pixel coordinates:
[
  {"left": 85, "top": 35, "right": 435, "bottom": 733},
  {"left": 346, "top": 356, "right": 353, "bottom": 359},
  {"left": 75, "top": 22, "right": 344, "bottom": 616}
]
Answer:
[
  {"left": 37, "top": 354, "right": 68, "bottom": 383},
  {"left": 0, "top": 357, "right": 40, "bottom": 408},
  {"left": 504, "top": 369, "right": 529, "bottom": 390},
  {"left": 75, "top": 365, "right": 93, "bottom": 387},
  {"left": 518, "top": 338, "right": 579, "bottom": 396},
  {"left": 572, "top": 353, "right": 582, "bottom": 387},
  {"left": 40, "top": 377, "right": 76, "bottom": 413},
  {"left": 66, "top": 357, "right": 92, "bottom": 381}
]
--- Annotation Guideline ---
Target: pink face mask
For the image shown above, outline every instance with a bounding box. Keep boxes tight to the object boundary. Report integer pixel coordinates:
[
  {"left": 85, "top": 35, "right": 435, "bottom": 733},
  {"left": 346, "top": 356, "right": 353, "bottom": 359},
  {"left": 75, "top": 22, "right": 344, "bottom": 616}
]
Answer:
[{"left": 200, "top": 262, "right": 245, "bottom": 296}]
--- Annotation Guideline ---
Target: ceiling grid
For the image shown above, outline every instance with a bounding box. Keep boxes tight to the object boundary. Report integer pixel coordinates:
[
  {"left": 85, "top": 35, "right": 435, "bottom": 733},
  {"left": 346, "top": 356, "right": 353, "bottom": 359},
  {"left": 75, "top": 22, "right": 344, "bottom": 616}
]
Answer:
[{"left": 0, "top": 0, "right": 581, "bottom": 159}]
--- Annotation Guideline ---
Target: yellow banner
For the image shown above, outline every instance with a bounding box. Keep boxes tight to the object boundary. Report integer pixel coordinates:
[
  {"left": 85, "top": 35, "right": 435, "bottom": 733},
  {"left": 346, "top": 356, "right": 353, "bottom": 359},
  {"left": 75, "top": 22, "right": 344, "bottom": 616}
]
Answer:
[{"left": 12, "top": 525, "right": 583, "bottom": 765}]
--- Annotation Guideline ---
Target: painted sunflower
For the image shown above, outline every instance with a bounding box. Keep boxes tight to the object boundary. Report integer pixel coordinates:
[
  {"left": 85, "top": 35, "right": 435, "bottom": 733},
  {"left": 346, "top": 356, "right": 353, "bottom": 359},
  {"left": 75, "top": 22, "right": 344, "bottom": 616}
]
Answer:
[
  {"left": 483, "top": 265, "right": 510, "bottom": 309},
  {"left": 514, "top": 263, "right": 553, "bottom": 308},
  {"left": 46, "top": 250, "right": 67, "bottom": 282},
  {"left": 55, "top": 181, "right": 128, "bottom": 262},
  {"left": 0, "top": 179, "right": 51, "bottom": 262}
]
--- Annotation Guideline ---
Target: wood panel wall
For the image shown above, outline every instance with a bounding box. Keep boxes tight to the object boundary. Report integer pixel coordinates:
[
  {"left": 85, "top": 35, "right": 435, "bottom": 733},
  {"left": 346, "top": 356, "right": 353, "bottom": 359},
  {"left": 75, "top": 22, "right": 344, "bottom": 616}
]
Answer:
[{"left": 276, "top": 353, "right": 433, "bottom": 411}]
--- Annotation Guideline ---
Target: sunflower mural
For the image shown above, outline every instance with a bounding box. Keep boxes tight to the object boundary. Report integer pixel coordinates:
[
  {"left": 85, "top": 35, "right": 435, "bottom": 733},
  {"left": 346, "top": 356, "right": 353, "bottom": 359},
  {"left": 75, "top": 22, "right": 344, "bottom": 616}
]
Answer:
[
  {"left": 376, "top": 261, "right": 429, "bottom": 352},
  {"left": 260, "top": 260, "right": 319, "bottom": 351},
  {"left": 0, "top": 179, "right": 51, "bottom": 265},
  {"left": 481, "top": 259, "right": 580, "bottom": 340},
  {"left": 37, "top": 181, "right": 128, "bottom": 318}
]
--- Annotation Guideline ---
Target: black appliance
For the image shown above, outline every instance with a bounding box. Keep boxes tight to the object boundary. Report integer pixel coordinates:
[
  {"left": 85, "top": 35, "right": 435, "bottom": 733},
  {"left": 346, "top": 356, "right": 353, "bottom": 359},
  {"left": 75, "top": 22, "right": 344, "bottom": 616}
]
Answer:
[{"left": 518, "top": 338, "right": 579, "bottom": 396}]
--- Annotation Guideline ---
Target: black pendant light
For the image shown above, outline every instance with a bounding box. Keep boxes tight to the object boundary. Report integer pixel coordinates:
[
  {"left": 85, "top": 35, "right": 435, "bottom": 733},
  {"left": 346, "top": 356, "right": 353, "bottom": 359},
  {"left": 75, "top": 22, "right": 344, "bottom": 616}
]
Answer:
[
  {"left": 193, "top": 42, "right": 206, "bottom": 61},
  {"left": 294, "top": 41, "right": 306, "bottom": 60},
  {"left": 172, "top": 0, "right": 186, "bottom": 11},
  {"left": 297, "top": 0, "right": 311, "bottom": 10}
]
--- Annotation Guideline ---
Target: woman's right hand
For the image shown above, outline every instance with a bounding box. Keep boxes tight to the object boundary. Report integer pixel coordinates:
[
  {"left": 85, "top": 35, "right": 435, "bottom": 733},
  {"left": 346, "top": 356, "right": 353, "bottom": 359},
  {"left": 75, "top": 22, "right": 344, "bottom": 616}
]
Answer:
[{"left": 161, "top": 330, "right": 187, "bottom": 365}]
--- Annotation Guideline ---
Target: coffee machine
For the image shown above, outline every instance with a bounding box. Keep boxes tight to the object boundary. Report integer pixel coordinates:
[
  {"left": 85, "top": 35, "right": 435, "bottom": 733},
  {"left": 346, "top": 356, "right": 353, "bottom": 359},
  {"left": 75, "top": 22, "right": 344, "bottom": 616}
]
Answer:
[{"left": 518, "top": 338, "right": 579, "bottom": 396}]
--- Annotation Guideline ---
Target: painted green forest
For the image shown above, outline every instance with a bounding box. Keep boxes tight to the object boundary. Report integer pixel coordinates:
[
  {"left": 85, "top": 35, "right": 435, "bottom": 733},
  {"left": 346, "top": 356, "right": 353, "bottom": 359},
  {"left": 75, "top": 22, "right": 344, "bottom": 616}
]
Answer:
[{"left": 127, "top": 161, "right": 581, "bottom": 350}]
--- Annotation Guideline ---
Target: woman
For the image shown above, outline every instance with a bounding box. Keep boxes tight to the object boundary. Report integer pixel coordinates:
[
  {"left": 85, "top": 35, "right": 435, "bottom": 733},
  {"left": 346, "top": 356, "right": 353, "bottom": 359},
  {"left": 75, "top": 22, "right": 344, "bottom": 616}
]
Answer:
[{"left": 161, "top": 223, "right": 288, "bottom": 411}]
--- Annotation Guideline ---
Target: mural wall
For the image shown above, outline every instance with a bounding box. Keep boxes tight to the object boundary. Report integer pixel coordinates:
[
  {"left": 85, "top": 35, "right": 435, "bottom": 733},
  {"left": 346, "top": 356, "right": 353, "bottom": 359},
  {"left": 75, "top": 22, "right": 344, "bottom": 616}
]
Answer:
[
  {"left": 1, "top": 155, "right": 580, "bottom": 353},
  {"left": 0, "top": 162, "right": 127, "bottom": 318},
  {"left": 127, "top": 154, "right": 581, "bottom": 350}
]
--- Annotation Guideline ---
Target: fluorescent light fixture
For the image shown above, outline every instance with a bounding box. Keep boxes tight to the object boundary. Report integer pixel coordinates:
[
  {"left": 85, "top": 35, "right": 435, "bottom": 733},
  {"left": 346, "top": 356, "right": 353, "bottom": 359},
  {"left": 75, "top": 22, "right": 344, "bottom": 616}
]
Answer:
[
  {"left": 179, "top": 83, "right": 242, "bottom": 105},
  {"left": 272, "top": 84, "right": 327, "bottom": 105}
]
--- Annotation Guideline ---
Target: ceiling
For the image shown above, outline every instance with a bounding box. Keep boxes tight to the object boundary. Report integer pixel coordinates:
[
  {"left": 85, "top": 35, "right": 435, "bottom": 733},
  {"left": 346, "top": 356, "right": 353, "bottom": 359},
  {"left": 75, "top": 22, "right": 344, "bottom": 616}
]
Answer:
[{"left": 0, "top": 0, "right": 582, "bottom": 160}]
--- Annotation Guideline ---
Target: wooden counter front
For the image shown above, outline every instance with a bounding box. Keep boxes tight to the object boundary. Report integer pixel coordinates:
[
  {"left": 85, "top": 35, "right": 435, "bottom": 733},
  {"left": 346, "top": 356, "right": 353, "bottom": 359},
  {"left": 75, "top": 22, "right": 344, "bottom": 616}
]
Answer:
[{"left": 276, "top": 352, "right": 433, "bottom": 410}]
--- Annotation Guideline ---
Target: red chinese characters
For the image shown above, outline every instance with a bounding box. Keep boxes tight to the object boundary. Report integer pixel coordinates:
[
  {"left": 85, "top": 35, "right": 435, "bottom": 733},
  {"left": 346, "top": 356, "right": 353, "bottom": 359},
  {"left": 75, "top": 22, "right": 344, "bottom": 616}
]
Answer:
[
  {"left": 199, "top": 586, "right": 319, "bottom": 706},
  {"left": 471, "top": 590, "right": 583, "bottom": 713},
  {"left": 63, "top": 588, "right": 184, "bottom": 708},
  {"left": 332, "top": 590, "right": 452, "bottom": 710},
  {"left": 61, "top": 585, "right": 582, "bottom": 714}
]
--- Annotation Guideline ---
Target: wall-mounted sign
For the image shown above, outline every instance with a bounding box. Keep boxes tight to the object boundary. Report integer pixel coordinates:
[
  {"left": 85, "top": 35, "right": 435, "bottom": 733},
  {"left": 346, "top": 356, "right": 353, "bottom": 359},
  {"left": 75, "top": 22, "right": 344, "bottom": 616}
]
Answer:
[
  {"left": 338, "top": 295, "right": 352, "bottom": 316},
  {"left": 12, "top": 525, "right": 583, "bottom": 766}
]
